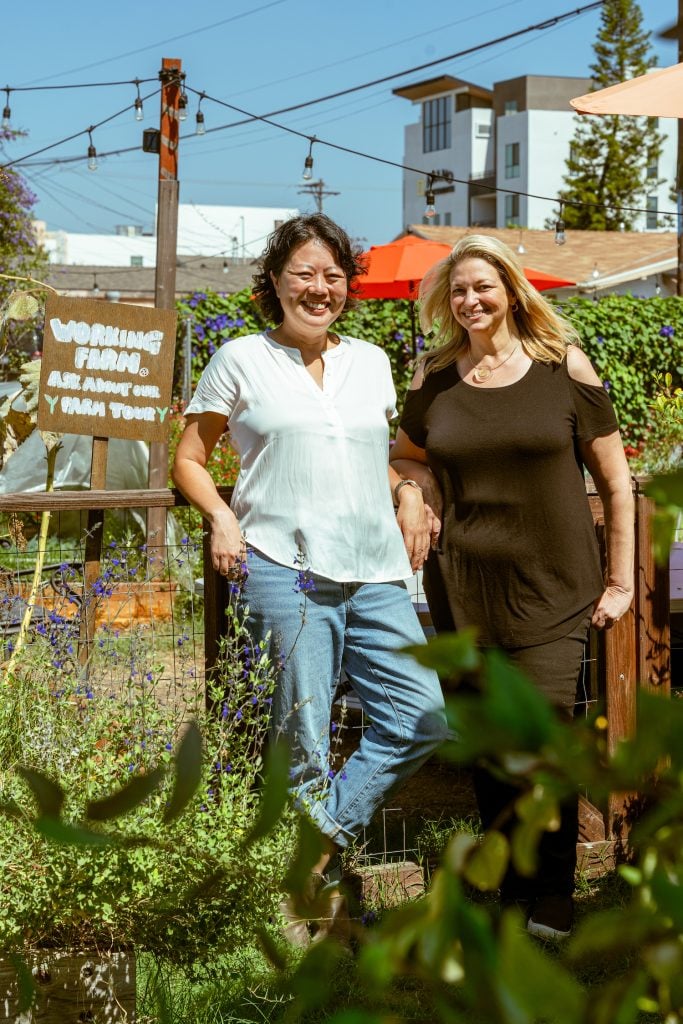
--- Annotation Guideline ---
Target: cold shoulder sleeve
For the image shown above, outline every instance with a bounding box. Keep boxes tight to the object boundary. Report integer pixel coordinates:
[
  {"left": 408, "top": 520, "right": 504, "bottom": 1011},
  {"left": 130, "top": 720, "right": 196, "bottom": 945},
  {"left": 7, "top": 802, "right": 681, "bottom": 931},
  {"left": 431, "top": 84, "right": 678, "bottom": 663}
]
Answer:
[
  {"left": 398, "top": 386, "right": 428, "bottom": 448},
  {"left": 569, "top": 377, "right": 619, "bottom": 440}
]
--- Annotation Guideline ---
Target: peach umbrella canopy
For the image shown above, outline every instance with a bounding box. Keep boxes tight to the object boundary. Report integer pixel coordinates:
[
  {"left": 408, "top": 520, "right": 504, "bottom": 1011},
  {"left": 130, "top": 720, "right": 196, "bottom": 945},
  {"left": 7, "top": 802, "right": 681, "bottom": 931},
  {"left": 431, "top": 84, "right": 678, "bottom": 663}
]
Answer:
[{"left": 570, "top": 63, "right": 683, "bottom": 118}]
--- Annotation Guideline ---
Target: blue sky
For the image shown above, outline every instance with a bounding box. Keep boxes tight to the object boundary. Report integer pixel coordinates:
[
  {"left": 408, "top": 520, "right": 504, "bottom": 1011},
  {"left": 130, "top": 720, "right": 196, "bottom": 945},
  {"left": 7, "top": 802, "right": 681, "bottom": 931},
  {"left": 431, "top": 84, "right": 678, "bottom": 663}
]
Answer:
[{"left": 1, "top": 0, "right": 677, "bottom": 249}]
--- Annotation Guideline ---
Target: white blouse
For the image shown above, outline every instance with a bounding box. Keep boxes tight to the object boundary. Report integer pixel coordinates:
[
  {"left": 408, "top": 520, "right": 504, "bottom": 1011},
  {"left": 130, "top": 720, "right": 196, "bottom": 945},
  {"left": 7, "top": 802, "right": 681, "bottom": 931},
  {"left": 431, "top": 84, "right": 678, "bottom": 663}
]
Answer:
[{"left": 185, "top": 332, "right": 412, "bottom": 583}]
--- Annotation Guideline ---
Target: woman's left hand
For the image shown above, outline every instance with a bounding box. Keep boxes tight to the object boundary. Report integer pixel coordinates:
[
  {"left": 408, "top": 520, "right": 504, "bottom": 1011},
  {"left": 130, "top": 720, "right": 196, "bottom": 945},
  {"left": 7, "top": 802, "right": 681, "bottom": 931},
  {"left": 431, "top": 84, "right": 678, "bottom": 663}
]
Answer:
[
  {"left": 591, "top": 585, "right": 634, "bottom": 630},
  {"left": 397, "top": 488, "right": 434, "bottom": 571}
]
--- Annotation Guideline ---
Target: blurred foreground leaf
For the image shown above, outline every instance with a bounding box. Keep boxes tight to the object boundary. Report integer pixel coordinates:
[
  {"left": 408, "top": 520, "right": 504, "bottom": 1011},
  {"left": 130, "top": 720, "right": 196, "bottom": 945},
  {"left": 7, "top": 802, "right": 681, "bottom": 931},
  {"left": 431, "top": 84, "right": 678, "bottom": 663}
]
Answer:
[
  {"left": 162, "top": 720, "right": 202, "bottom": 823},
  {"left": 17, "top": 767, "right": 65, "bottom": 819},
  {"left": 242, "top": 739, "right": 290, "bottom": 849},
  {"left": 35, "top": 816, "right": 115, "bottom": 847},
  {"left": 443, "top": 649, "right": 559, "bottom": 762},
  {"left": 404, "top": 627, "right": 481, "bottom": 677},
  {"left": 284, "top": 813, "right": 325, "bottom": 895},
  {"left": 9, "top": 954, "right": 35, "bottom": 1015},
  {"left": 87, "top": 765, "right": 167, "bottom": 821},
  {"left": 463, "top": 831, "right": 508, "bottom": 891},
  {"left": 643, "top": 468, "right": 683, "bottom": 564}
]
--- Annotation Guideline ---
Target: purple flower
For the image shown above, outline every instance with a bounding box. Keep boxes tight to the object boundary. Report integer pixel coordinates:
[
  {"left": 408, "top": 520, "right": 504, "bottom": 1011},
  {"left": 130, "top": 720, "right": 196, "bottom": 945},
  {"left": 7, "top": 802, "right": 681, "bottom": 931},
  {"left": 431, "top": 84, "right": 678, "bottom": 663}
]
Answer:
[{"left": 660, "top": 325, "right": 675, "bottom": 338}]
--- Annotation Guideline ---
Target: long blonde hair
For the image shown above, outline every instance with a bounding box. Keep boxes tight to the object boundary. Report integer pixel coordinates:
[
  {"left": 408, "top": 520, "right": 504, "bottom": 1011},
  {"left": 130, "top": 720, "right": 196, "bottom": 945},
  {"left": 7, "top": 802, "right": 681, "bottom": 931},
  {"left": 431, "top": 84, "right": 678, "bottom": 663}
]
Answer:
[{"left": 419, "top": 234, "right": 580, "bottom": 376}]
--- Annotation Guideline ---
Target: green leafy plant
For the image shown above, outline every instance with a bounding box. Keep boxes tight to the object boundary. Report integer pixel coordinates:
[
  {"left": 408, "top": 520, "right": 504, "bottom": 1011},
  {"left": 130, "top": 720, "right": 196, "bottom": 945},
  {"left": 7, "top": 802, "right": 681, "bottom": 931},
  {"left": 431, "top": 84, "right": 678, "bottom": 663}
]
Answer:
[
  {"left": 560, "top": 295, "right": 683, "bottom": 451},
  {"left": 0, "top": 591, "right": 293, "bottom": 968}
]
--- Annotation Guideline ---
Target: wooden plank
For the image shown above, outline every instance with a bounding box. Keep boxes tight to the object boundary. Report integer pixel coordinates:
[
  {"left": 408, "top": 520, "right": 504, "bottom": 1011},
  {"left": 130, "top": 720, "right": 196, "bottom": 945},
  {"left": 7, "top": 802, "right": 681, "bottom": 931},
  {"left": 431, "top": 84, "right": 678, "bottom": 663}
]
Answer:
[
  {"left": 0, "top": 487, "right": 232, "bottom": 514},
  {"left": 0, "top": 489, "right": 178, "bottom": 512},
  {"left": 79, "top": 438, "right": 107, "bottom": 671},
  {"left": 0, "top": 950, "right": 135, "bottom": 1022},
  {"left": 636, "top": 493, "right": 671, "bottom": 695},
  {"left": 605, "top": 608, "right": 638, "bottom": 842},
  {"left": 576, "top": 840, "right": 616, "bottom": 879},
  {"left": 578, "top": 795, "right": 606, "bottom": 843},
  {"left": 202, "top": 517, "right": 229, "bottom": 707}
]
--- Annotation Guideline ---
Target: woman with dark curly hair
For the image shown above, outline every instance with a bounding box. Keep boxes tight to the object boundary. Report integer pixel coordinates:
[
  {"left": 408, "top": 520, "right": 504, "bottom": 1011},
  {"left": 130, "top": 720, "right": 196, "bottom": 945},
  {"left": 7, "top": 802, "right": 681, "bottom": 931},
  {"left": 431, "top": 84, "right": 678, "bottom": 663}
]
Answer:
[{"left": 172, "top": 214, "right": 447, "bottom": 928}]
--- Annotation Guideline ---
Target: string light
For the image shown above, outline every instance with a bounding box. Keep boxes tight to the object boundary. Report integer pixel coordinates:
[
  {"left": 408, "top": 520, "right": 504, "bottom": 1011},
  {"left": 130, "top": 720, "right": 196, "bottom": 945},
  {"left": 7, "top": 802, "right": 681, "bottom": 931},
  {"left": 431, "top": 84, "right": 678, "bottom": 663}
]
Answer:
[
  {"left": 92, "top": 273, "right": 100, "bottom": 295},
  {"left": 87, "top": 128, "right": 97, "bottom": 171},
  {"left": 134, "top": 80, "right": 143, "bottom": 122},
  {"left": 555, "top": 203, "right": 566, "bottom": 246},
  {"left": 222, "top": 259, "right": 229, "bottom": 274},
  {"left": 178, "top": 76, "right": 188, "bottom": 122},
  {"left": 2, "top": 89, "right": 10, "bottom": 130},
  {"left": 302, "top": 137, "right": 316, "bottom": 181},
  {"left": 516, "top": 230, "right": 525, "bottom": 255},
  {"left": 196, "top": 92, "right": 206, "bottom": 136},
  {"left": 424, "top": 175, "right": 436, "bottom": 219},
  {"left": 591, "top": 264, "right": 600, "bottom": 279}
]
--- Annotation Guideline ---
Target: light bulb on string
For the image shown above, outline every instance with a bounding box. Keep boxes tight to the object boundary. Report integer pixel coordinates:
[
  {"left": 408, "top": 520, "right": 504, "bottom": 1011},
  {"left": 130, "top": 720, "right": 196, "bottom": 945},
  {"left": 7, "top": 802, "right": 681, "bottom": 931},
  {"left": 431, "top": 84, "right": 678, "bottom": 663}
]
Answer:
[
  {"left": 424, "top": 176, "right": 436, "bottom": 219},
  {"left": 92, "top": 273, "right": 100, "bottom": 296},
  {"left": 196, "top": 93, "right": 206, "bottom": 135},
  {"left": 554, "top": 203, "right": 566, "bottom": 246},
  {"left": 2, "top": 89, "right": 11, "bottom": 130},
  {"left": 592, "top": 264, "right": 600, "bottom": 279},
  {"left": 222, "top": 259, "right": 229, "bottom": 274},
  {"left": 87, "top": 128, "right": 97, "bottom": 172},
  {"left": 134, "top": 80, "right": 143, "bottom": 122},
  {"left": 516, "top": 230, "right": 525, "bottom": 255},
  {"left": 302, "top": 137, "right": 316, "bottom": 181},
  {"left": 178, "top": 76, "right": 188, "bottom": 121}
]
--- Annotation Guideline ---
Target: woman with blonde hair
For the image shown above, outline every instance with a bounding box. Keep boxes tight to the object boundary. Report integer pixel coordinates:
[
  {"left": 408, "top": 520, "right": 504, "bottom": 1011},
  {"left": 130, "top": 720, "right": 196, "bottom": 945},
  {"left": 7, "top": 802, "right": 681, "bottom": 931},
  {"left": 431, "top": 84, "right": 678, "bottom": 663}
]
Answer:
[{"left": 390, "top": 233, "right": 634, "bottom": 940}]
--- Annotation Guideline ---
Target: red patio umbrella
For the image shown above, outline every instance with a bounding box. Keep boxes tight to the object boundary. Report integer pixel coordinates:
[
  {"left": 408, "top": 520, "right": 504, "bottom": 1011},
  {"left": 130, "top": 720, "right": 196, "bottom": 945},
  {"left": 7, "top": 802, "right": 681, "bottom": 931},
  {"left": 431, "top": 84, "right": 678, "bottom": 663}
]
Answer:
[
  {"left": 355, "top": 235, "right": 575, "bottom": 354},
  {"left": 522, "top": 268, "right": 576, "bottom": 291}
]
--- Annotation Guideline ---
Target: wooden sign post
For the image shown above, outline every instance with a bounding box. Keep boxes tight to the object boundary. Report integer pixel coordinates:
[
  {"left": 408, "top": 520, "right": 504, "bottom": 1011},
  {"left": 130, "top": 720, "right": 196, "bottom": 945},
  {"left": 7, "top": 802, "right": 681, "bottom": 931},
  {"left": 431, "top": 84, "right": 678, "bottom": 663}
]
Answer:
[{"left": 38, "top": 294, "right": 177, "bottom": 666}]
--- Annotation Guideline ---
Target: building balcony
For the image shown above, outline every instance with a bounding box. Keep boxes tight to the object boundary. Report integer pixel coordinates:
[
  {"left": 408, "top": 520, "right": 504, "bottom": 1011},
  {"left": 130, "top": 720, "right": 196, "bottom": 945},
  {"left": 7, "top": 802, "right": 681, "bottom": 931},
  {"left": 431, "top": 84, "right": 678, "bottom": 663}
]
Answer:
[{"left": 469, "top": 170, "right": 496, "bottom": 197}]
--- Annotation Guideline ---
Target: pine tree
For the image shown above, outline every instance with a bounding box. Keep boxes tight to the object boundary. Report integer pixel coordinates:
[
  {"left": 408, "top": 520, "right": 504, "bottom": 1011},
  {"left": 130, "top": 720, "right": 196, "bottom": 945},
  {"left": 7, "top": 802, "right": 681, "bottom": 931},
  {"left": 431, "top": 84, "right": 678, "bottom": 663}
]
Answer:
[{"left": 557, "top": 0, "right": 663, "bottom": 231}]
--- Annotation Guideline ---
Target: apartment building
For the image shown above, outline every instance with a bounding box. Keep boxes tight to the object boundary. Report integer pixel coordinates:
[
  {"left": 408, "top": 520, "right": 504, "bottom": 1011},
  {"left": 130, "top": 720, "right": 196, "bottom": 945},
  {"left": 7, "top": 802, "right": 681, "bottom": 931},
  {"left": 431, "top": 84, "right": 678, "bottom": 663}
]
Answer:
[{"left": 394, "top": 73, "right": 677, "bottom": 231}]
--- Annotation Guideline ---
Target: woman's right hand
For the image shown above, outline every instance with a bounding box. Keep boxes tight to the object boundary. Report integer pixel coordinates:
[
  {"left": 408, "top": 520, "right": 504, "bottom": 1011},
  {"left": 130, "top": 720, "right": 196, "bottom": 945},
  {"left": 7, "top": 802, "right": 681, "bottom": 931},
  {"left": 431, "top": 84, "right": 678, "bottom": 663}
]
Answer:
[{"left": 209, "top": 507, "right": 245, "bottom": 576}]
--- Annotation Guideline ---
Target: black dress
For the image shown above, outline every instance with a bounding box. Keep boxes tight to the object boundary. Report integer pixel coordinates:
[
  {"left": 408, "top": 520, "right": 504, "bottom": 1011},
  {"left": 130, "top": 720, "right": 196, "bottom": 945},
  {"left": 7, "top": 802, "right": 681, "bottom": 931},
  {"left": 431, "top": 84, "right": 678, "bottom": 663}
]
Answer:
[
  {"left": 399, "top": 358, "right": 618, "bottom": 648},
  {"left": 399, "top": 356, "right": 620, "bottom": 902}
]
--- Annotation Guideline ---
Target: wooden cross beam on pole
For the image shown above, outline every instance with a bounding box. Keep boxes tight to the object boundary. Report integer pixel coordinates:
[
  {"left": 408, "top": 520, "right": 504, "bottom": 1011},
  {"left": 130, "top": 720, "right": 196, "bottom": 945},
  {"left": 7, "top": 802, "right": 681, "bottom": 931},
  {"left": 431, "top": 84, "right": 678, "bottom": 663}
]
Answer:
[{"left": 147, "top": 57, "right": 181, "bottom": 552}]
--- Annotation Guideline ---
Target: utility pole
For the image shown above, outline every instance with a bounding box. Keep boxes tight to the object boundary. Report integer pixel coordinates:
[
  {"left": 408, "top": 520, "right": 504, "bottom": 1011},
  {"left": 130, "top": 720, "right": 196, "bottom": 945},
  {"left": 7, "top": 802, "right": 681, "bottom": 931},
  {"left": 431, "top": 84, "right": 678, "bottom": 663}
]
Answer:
[
  {"left": 148, "top": 57, "right": 181, "bottom": 550},
  {"left": 660, "top": 6, "right": 683, "bottom": 294},
  {"left": 297, "top": 179, "right": 340, "bottom": 213}
]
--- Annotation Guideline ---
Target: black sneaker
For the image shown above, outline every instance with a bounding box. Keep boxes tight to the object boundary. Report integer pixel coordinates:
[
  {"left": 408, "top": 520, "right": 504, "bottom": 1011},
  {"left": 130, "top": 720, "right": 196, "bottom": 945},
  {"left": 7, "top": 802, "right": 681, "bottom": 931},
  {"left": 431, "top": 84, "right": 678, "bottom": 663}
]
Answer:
[{"left": 527, "top": 895, "right": 573, "bottom": 940}]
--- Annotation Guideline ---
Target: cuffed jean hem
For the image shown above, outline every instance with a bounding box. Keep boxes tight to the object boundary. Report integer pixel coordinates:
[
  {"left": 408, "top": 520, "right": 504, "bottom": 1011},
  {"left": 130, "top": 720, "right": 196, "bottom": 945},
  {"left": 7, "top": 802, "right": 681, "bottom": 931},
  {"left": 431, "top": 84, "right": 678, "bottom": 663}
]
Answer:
[{"left": 303, "top": 798, "right": 357, "bottom": 850}]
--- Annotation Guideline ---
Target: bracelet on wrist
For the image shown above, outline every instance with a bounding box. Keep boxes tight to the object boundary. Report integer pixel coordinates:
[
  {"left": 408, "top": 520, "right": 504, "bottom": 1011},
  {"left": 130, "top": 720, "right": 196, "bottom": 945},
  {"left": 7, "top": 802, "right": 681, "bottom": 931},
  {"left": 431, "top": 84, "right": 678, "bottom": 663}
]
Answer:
[{"left": 393, "top": 478, "right": 423, "bottom": 507}]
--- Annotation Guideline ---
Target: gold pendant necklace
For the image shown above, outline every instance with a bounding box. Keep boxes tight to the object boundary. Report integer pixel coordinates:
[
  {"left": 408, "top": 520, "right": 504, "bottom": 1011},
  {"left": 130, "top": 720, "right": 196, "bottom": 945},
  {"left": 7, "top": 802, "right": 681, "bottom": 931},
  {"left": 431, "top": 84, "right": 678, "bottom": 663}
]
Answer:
[{"left": 468, "top": 342, "right": 519, "bottom": 383}]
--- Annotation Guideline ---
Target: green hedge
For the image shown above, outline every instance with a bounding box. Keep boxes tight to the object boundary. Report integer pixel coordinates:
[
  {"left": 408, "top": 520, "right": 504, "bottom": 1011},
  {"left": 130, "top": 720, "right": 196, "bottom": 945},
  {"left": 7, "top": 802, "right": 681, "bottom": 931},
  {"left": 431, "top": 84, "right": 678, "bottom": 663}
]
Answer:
[
  {"left": 176, "top": 290, "right": 683, "bottom": 452},
  {"left": 561, "top": 296, "right": 683, "bottom": 449}
]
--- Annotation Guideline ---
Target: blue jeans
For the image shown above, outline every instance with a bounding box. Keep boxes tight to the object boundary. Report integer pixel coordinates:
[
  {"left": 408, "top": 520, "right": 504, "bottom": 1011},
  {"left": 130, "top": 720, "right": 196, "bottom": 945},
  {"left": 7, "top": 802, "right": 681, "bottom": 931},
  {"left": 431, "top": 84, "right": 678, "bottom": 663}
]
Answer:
[{"left": 239, "top": 549, "right": 448, "bottom": 848}]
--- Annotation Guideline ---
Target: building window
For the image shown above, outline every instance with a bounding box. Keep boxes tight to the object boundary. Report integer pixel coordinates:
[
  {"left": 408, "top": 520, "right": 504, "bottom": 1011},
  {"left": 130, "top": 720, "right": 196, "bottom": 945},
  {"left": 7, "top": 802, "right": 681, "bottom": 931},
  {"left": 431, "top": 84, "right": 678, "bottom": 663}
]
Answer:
[
  {"left": 504, "top": 100, "right": 518, "bottom": 115},
  {"left": 423, "top": 97, "right": 451, "bottom": 153},
  {"left": 130, "top": 255, "right": 143, "bottom": 267},
  {"left": 505, "top": 142, "right": 520, "bottom": 179},
  {"left": 504, "top": 194, "right": 520, "bottom": 226},
  {"left": 646, "top": 151, "right": 658, "bottom": 179},
  {"left": 475, "top": 123, "right": 491, "bottom": 138},
  {"left": 444, "top": 211, "right": 452, "bottom": 226},
  {"left": 646, "top": 194, "right": 658, "bottom": 230}
]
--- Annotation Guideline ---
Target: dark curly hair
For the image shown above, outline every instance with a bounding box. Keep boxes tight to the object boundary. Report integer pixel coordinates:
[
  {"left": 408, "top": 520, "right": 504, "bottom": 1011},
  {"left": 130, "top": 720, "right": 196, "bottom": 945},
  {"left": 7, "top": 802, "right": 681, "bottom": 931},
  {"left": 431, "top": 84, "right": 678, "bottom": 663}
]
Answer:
[{"left": 252, "top": 213, "right": 365, "bottom": 324}]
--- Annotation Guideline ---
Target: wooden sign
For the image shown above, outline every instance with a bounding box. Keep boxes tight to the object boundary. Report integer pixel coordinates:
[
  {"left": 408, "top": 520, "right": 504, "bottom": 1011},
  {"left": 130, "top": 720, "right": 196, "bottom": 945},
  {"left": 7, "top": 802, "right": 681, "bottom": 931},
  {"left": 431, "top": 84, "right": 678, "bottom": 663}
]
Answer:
[{"left": 37, "top": 295, "right": 177, "bottom": 443}]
